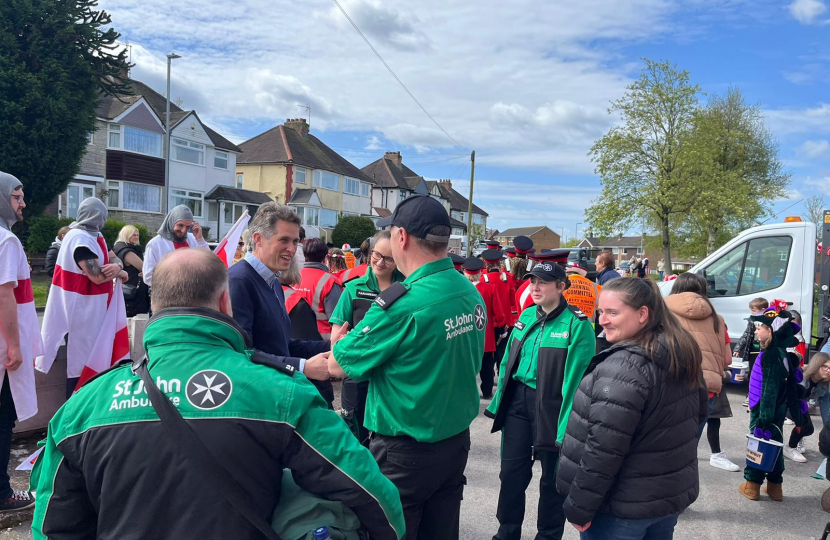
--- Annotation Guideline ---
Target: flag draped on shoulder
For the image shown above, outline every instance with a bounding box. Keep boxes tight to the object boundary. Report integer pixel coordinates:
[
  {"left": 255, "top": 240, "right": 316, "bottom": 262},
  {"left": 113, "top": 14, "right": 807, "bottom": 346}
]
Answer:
[
  {"left": 75, "top": 280, "right": 130, "bottom": 391},
  {"left": 214, "top": 210, "right": 250, "bottom": 267}
]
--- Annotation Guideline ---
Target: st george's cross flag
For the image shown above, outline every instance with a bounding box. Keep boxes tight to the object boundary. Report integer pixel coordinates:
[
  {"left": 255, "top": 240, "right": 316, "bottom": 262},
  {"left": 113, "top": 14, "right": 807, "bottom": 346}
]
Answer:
[
  {"left": 214, "top": 210, "right": 250, "bottom": 267},
  {"left": 74, "top": 279, "right": 130, "bottom": 391}
]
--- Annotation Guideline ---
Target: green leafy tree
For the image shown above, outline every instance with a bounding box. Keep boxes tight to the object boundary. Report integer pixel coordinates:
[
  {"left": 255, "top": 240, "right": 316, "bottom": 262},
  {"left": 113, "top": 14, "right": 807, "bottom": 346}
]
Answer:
[
  {"left": 682, "top": 88, "right": 789, "bottom": 254},
  {"left": 332, "top": 216, "right": 377, "bottom": 248},
  {"left": 0, "top": 0, "right": 130, "bottom": 218},
  {"left": 586, "top": 59, "right": 701, "bottom": 270}
]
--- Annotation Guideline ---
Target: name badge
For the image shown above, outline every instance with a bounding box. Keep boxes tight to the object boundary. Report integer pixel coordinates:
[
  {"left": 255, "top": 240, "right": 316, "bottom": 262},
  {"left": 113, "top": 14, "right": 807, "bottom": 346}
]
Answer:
[{"left": 356, "top": 290, "right": 378, "bottom": 300}]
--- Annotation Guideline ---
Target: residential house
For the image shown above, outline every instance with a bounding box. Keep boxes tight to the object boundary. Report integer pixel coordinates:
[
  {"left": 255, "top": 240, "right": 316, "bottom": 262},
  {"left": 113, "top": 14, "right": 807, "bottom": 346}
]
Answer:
[
  {"left": 430, "top": 180, "right": 488, "bottom": 238},
  {"left": 54, "top": 79, "right": 246, "bottom": 240},
  {"left": 362, "top": 152, "right": 430, "bottom": 215},
  {"left": 236, "top": 119, "right": 375, "bottom": 241},
  {"left": 496, "top": 226, "right": 560, "bottom": 251},
  {"left": 578, "top": 236, "right": 661, "bottom": 270}
]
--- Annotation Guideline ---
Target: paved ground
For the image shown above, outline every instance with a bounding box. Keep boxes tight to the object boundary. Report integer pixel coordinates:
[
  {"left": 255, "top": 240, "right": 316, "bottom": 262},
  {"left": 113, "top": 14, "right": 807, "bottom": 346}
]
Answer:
[{"left": 2, "top": 384, "right": 828, "bottom": 539}]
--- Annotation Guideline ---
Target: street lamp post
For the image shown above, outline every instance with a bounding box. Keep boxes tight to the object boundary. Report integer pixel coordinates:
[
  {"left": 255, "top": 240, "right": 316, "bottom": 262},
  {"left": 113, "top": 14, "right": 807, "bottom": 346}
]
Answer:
[
  {"left": 164, "top": 53, "right": 181, "bottom": 214},
  {"left": 575, "top": 222, "right": 582, "bottom": 242}
]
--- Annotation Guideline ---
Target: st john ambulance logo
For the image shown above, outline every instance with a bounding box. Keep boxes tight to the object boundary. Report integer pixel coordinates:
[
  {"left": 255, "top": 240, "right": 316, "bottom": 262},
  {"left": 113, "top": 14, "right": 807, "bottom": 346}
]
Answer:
[
  {"left": 474, "top": 304, "right": 486, "bottom": 331},
  {"left": 186, "top": 370, "right": 232, "bottom": 410}
]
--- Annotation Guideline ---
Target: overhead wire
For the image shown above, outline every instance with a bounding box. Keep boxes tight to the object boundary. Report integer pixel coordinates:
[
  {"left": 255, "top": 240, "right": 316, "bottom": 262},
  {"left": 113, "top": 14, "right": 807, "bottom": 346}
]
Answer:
[{"left": 330, "top": 0, "right": 468, "bottom": 152}]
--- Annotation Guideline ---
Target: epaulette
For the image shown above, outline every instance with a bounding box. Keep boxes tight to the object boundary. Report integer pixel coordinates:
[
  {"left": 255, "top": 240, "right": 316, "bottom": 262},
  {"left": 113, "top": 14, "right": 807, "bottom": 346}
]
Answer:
[
  {"left": 374, "top": 282, "right": 408, "bottom": 310},
  {"left": 250, "top": 351, "right": 296, "bottom": 376},
  {"left": 567, "top": 304, "right": 589, "bottom": 321}
]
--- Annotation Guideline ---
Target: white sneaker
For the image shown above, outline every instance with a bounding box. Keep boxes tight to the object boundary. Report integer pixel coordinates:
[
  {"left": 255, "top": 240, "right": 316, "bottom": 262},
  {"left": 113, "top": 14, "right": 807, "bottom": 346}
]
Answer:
[
  {"left": 783, "top": 446, "right": 807, "bottom": 463},
  {"left": 710, "top": 452, "right": 741, "bottom": 472},
  {"left": 784, "top": 418, "right": 795, "bottom": 425},
  {"left": 797, "top": 439, "right": 806, "bottom": 454}
]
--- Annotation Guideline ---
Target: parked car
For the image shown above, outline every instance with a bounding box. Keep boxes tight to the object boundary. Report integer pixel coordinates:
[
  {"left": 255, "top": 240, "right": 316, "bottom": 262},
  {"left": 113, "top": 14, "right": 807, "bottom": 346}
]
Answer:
[
  {"left": 472, "top": 241, "right": 489, "bottom": 257},
  {"left": 616, "top": 261, "right": 630, "bottom": 276}
]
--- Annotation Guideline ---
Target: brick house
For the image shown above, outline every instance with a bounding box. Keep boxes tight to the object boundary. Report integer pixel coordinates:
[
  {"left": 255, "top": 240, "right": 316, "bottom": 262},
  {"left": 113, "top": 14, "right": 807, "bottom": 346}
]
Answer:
[{"left": 496, "top": 226, "right": 560, "bottom": 251}]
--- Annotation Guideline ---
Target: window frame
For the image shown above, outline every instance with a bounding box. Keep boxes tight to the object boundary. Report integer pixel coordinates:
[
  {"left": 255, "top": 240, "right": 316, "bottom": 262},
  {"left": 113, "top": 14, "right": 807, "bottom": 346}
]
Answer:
[
  {"left": 701, "top": 235, "right": 793, "bottom": 298},
  {"left": 236, "top": 173, "right": 244, "bottom": 189},
  {"left": 344, "top": 177, "right": 361, "bottom": 196},
  {"left": 107, "top": 123, "right": 163, "bottom": 158},
  {"left": 104, "top": 180, "right": 162, "bottom": 214},
  {"left": 171, "top": 137, "right": 206, "bottom": 166},
  {"left": 171, "top": 188, "right": 205, "bottom": 218},
  {"left": 86, "top": 131, "right": 94, "bottom": 145},
  {"left": 312, "top": 170, "right": 340, "bottom": 191},
  {"left": 107, "top": 124, "right": 121, "bottom": 149},
  {"left": 214, "top": 150, "right": 229, "bottom": 170},
  {"left": 294, "top": 167, "right": 307, "bottom": 185}
]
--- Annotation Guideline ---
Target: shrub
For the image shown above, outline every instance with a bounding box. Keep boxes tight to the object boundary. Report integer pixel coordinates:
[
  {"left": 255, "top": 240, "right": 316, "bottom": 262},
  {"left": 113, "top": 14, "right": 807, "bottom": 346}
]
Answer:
[
  {"left": 332, "top": 216, "right": 377, "bottom": 248},
  {"left": 25, "top": 215, "right": 73, "bottom": 254}
]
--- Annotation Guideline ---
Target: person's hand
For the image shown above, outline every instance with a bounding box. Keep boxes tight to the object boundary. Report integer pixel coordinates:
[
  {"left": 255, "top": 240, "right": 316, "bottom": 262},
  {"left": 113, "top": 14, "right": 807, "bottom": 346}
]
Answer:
[
  {"left": 101, "top": 263, "right": 121, "bottom": 280},
  {"left": 118, "top": 270, "right": 129, "bottom": 283},
  {"left": 733, "top": 351, "right": 740, "bottom": 357},
  {"left": 191, "top": 221, "right": 203, "bottom": 241},
  {"left": 138, "top": 272, "right": 143, "bottom": 278},
  {"left": 572, "top": 521, "right": 591, "bottom": 532},
  {"left": 304, "top": 352, "right": 331, "bottom": 381},
  {"left": 5, "top": 346, "right": 22, "bottom": 372},
  {"left": 331, "top": 323, "right": 350, "bottom": 348}
]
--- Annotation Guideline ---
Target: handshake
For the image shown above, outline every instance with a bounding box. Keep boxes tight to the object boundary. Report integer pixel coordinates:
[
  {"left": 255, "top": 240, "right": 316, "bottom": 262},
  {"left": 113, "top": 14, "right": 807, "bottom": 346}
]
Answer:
[{"left": 303, "top": 323, "right": 350, "bottom": 381}]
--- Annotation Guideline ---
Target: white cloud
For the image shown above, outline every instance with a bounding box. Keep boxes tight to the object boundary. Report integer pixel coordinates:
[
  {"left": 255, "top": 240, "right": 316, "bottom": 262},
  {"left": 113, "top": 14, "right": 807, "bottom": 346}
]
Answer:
[
  {"left": 804, "top": 177, "right": 830, "bottom": 196},
  {"left": 788, "top": 0, "right": 828, "bottom": 23},
  {"left": 764, "top": 103, "right": 830, "bottom": 136},
  {"left": 797, "top": 139, "right": 830, "bottom": 158},
  {"left": 364, "top": 135, "right": 382, "bottom": 150},
  {"left": 323, "top": 0, "right": 431, "bottom": 51}
]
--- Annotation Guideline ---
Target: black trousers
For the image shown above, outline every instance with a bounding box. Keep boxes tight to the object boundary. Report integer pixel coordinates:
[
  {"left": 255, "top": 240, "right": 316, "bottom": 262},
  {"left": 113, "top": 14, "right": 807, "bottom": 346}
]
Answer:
[
  {"left": 495, "top": 384, "right": 565, "bottom": 540},
  {"left": 370, "top": 429, "right": 470, "bottom": 540},
  {"left": 494, "top": 328, "right": 508, "bottom": 373},
  {"left": 0, "top": 374, "right": 17, "bottom": 500},
  {"left": 480, "top": 352, "right": 496, "bottom": 398},
  {"left": 341, "top": 378, "right": 369, "bottom": 445}
]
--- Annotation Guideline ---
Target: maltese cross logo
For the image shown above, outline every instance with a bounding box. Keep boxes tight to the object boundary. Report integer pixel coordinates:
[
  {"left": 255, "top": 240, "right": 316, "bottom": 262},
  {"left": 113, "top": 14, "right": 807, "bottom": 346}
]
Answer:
[
  {"left": 186, "top": 370, "right": 233, "bottom": 410},
  {"left": 474, "top": 304, "right": 486, "bottom": 331}
]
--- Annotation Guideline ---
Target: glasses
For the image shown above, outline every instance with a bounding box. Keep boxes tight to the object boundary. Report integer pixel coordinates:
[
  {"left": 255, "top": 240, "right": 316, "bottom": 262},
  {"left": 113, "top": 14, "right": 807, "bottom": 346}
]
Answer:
[
  {"left": 238, "top": 242, "right": 245, "bottom": 247},
  {"left": 11, "top": 195, "right": 23, "bottom": 203},
  {"left": 371, "top": 250, "right": 395, "bottom": 265},
  {"left": 821, "top": 365, "right": 830, "bottom": 372}
]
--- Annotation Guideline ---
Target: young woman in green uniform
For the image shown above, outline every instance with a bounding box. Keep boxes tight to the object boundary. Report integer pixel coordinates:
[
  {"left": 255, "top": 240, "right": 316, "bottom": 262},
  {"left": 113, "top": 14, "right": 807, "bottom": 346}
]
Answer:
[
  {"left": 330, "top": 231, "right": 403, "bottom": 444},
  {"left": 485, "top": 259, "right": 595, "bottom": 540}
]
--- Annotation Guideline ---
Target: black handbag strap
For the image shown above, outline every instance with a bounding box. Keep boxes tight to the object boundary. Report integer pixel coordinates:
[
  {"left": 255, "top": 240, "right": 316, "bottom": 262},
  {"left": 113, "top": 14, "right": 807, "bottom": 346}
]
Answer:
[{"left": 132, "top": 356, "right": 282, "bottom": 540}]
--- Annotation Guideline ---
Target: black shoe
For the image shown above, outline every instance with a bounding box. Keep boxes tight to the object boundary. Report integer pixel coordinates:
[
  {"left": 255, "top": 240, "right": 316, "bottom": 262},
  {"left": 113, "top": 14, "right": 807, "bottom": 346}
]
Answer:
[
  {"left": 0, "top": 490, "right": 35, "bottom": 513},
  {"left": 481, "top": 393, "right": 493, "bottom": 400}
]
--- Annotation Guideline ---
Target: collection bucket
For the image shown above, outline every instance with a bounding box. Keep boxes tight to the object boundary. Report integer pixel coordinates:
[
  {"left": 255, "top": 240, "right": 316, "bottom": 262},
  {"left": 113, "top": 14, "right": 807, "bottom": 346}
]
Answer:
[{"left": 745, "top": 434, "right": 783, "bottom": 472}]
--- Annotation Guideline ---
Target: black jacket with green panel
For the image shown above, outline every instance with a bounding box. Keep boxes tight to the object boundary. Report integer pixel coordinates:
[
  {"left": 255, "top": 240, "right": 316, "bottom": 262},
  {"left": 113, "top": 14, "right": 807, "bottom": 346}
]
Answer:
[
  {"left": 31, "top": 308, "right": 405, "bottom": 540},
  {"left": 485, "top": 301, "right": 595, "bottom": 451}
]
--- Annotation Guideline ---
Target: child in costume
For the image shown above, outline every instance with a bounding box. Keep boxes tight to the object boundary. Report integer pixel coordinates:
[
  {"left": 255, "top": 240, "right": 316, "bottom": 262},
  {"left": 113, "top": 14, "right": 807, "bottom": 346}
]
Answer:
[{"left": 739, "top": 301, "right": 802, "bottom": 502}]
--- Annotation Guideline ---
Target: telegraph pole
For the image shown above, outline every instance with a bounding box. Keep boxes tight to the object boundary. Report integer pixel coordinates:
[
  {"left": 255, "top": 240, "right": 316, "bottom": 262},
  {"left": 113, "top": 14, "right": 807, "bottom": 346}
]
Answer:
[{"left": 466, "top": 150, "right": 476, "bottom": 257}]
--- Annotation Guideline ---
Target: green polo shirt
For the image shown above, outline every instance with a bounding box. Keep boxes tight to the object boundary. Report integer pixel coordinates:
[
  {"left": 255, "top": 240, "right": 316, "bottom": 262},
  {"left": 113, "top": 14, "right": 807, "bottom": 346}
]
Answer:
[
  {"left": 333, "top": 258, "right": 486, "bottom": 443},
  {"left": 512, "top": 321, "right": 545, "bottom": 388},
  {"left": 330, "top": 267, "right": 404, "bottom": 328}
]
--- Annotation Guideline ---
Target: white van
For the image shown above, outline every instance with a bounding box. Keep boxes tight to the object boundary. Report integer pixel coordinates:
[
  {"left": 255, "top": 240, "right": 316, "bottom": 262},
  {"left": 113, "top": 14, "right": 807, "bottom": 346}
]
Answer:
[{"left": 658, "top": 219, "right": 816, "bottom": 343}]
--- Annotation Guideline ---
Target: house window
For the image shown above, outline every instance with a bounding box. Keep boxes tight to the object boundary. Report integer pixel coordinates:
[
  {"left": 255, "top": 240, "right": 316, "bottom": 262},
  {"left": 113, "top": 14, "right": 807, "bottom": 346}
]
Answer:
[
  {"left": 312, "top": 170, "right": 339, "bottom": 191},
  {"left": 400, "top": 190, "right": 407, "bottom": 202},
  {"left": 105, "top": 181, "right": 161, "bottom": 213},
  {"left": 171, "top": 189, "right": 204, "bottom": 217},
  {"left": 214, "top": 150, "right": 229, "bottom": 170},
  {"left": 86, "top": 132, "right": 94, "bottom": 145},
  {"left": 320, "top": 209, "right": 338, "bottom": 228},
  {"left": 223, "top": 203, "right": 246, "bottom": 225},
  {"left": 108, "top": 124, "right": 121, "bottom": 148},
  {"left": 295, "top": 207, "right": 319, "bottom": 227},
  {"left": 344, "top": 177, "right": 361, "bottom": 195},
  {"left": 123, "top": 126, "right": 162, "bottom": 157},
  {"left": 294, "top": 167, "right": 307, "bottom": 184},
  {"left": 172, "top": 138, "right": 205, "bottom": 166},
  {"left": 235, "top": 173, "right": 244, "bottom": 189},
  {"left": 360, "top": 182, "right": 369, "bottom": 197},
  {"left": 66, "top": 184, "right": 96, "bottom": 219}
]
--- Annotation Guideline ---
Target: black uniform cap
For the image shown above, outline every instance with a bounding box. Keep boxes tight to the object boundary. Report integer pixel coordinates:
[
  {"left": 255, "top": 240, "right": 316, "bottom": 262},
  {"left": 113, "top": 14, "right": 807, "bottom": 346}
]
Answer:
[
  {"left": 448, "top": 252, "right": 466, "bottom": 265},
  {"left": 485, "top": 240, "right": 501, "bottom": 248},
  {"left": 462, "top": 257, "right": 484, "bottom": 273},
  {"left": 481, "top": 249, "right": 504, "bottom": 263},
  {"left": 513, "top": 236, "right": 533, "bottom": 254},
  {"left": 527, "top": 260, "right": 567, "bottom": 281},
  {"left": 376, "top": 195, "right": 451, "bottom": 241}
]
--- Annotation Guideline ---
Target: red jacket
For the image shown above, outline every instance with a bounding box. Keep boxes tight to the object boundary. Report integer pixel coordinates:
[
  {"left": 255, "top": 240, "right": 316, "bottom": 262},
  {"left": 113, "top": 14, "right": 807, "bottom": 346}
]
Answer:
[
  {"left": 481, "top": 269, "right": 517, "bottom": 326},
  {"left": 515, "top": 280, "right": 534, "bottom": 316},
  {"left": 294, "top": 267, "right": 337, "bottom": 339},
  {"left": 339, "top": 263, "right": 368, "bottom": 284},
  {"left": 475, "top": 280, "right": 507, "bottom": 353}
]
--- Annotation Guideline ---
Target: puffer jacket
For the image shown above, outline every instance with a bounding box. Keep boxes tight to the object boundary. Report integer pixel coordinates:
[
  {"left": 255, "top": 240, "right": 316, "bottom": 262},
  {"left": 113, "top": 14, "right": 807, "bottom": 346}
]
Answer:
[
  {"left": 665, "top": 292, "right": 731, "bottom": 394},
  {"left": 556, "top": 339, "right": 707, "bottom": 526}
]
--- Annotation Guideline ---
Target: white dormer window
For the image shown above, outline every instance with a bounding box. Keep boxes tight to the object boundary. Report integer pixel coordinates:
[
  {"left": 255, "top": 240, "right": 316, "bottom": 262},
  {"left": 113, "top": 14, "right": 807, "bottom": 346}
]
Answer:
[
  {"left": 214, "top": 150, "right": 229, "bottom": 170},
  {"left": 172, "top": 137, "right": 205, "bottom": 166}
]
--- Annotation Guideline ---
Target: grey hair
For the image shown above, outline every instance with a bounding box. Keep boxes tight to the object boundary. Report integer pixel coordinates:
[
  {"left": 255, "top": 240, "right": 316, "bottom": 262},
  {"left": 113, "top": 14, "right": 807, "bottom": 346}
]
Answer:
[
  {"left": 249, "top": 201, "right": 300, "bottom": 240},
  {"left": 280, "top": 252, "right": 303, "bottom": 287}
]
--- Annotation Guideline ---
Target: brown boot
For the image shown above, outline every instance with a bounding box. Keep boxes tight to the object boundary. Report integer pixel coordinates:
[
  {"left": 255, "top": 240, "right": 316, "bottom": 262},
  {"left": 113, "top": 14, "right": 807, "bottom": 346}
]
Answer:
[
  {"left": 739, "top": 480, "right": 761, "bottom": 500},
  {"left": 764, "top": 482, "right": 783, "bottom": 501}
]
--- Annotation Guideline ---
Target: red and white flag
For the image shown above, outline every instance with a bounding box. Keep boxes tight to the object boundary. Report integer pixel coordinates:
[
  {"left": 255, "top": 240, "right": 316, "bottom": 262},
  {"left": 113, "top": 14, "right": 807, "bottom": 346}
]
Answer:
[
  {"left": 214, "top": 210, "right": 250, "bottom": 267},
  {"left": 74, "top": 280, "right": 130, "bottom": 391}
]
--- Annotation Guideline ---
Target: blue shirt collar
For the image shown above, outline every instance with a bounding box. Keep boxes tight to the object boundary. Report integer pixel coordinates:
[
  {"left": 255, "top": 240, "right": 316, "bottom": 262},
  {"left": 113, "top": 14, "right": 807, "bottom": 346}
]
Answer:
[{"left": 245, "top": 252, "right": 278, "bottom": 287}]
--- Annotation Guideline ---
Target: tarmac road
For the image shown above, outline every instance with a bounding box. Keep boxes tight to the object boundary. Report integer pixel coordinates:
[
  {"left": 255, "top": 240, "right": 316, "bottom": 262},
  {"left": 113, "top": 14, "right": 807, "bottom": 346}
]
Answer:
[{"left": 2, "top": 383, "right": 828, "bottom": 539}]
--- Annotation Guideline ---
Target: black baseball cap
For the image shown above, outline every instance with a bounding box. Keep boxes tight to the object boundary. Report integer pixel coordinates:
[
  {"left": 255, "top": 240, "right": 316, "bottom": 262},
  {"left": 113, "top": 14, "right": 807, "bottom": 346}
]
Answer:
[
  {"left": 376, "top": 195, "right": 451, "bottom": 242},
  {"left": 528, "top": 260, "right": 566, "bottom": 281}
]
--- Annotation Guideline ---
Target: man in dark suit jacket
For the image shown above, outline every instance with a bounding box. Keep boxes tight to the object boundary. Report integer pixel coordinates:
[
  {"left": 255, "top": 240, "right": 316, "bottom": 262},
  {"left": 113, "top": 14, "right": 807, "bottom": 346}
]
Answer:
[{"left": 228, "top": 202, "right": 332, "bottom": 380}]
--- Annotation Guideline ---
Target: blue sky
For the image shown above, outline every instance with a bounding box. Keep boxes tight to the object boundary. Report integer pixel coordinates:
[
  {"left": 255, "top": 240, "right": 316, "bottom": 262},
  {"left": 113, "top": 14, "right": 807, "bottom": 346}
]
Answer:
[{"left": 102, "top": 0, "right": 830, "bottom": 238}]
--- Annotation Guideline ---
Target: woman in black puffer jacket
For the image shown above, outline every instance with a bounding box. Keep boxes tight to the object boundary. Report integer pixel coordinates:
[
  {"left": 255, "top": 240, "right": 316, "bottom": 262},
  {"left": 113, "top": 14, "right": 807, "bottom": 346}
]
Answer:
[{"left": 556, "top": 278, "right": 708, "bottom": 539}]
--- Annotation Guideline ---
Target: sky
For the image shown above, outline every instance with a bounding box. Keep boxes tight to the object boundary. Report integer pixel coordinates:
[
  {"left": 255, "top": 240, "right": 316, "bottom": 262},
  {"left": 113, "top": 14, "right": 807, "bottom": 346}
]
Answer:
[{"left": 101, "top": 0, "right": 830, "bottom": 239}]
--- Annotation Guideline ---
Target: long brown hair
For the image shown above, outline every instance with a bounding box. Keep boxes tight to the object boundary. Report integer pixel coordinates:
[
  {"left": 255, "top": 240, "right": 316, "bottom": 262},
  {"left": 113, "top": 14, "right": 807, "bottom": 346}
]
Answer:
[
  {"left": 669, "top": 272, "right": 720, "bottom": 334},
  {"left": 805, "top": 352, "right": 830, "bottom": 383},
  {"left": 512, "top": 258, "right": 529, "bottom": 281},
  {"left": 602, "top": 278, "right": 702, "bottom": 388}
]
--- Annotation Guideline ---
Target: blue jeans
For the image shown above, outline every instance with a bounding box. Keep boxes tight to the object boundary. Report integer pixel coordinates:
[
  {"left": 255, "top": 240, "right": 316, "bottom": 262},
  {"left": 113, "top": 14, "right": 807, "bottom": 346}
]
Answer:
[{"left": 581, "top": 512, "right": 680, "bottom": 540}]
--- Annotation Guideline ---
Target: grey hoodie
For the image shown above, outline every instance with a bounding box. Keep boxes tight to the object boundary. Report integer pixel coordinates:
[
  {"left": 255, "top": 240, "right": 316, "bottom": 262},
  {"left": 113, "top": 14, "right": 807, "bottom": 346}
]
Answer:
[
  {"left": 0, "top": 171, "right": 23, "bottom": 231},
  {"left": 69, "top": 198, "right": 108, "bottom": 234},
  {"left": 157, "top": 205, "right": 193, "bottom": 241}
]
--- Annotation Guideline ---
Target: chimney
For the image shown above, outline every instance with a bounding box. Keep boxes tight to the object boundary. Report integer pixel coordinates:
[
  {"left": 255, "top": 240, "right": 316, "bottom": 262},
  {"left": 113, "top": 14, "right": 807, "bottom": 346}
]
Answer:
[
  {"left": 384, "top": 151, "right": 402, "bottom": 168},
  {"left": 438, "top": 179, "right": 453, "bottom": 190},
  {"left": 284, "top": 118, "right": 309, "bottom": 138}
]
